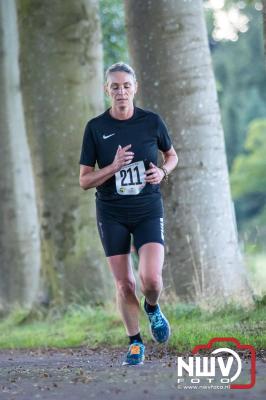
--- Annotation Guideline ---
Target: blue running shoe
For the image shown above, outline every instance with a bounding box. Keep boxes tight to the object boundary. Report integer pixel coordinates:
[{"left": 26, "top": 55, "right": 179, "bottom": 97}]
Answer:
[
  {"left": 122, "top": 341, "right": 145, "bottom": 366},
  {"left": 145, "top": 304, "right": 171, "bottom": 343}
]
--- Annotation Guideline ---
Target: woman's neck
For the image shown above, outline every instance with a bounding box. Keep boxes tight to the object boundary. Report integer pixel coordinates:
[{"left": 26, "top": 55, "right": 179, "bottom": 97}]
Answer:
[{"left": 110, "top": 105, "right": 134, "bottom": 120}]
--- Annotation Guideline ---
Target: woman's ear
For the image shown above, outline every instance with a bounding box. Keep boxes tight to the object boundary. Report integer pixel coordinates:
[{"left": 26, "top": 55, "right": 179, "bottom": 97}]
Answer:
[
  {"left": 104, "top": 83, "right": 109, "bottom": 96},
  {"left": 134, "top": 80, "right": 138, "bottom": 95}
]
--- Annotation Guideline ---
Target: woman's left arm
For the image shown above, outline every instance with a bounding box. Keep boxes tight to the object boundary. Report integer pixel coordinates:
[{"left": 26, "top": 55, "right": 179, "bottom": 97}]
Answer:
[
  {"left": 145, "top": 146, "right": 178, "bottom": 184},
  {"left": 161, "top": 145, "right": 178, "bottom": 175}
]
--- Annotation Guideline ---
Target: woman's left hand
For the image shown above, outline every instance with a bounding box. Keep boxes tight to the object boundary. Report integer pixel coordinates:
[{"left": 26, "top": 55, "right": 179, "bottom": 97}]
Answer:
[{"left": 145, "top": 162, "right": 164, "bottom": 184}]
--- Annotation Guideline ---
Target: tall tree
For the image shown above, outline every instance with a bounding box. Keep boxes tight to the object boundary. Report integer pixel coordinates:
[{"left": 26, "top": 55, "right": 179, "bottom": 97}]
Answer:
[
  {"left": 125, "top": 0, "right": 254, "bottom": 308},
  {"left": 263, "top": 0, "right": 266, "bottom": 59},
  {"left": 17, "top": 0, "right": 113, "bottom": 305},
  {"left": 0, "top": 0, "right": 41, "bottom": 311}
]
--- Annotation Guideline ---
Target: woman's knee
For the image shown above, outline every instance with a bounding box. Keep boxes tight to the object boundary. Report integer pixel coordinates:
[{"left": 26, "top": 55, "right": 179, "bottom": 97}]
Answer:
[
  {"left": 139, "top": 273, "right": 162, "bottom": 293},
  {"left": 116, "top": 279, "right": 136, "bottom": 298}
]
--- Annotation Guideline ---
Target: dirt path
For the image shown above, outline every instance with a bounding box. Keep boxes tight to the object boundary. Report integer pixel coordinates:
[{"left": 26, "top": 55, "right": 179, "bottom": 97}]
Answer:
[{"left": 0, "top": 345, "right": 265, "bottom": 400}]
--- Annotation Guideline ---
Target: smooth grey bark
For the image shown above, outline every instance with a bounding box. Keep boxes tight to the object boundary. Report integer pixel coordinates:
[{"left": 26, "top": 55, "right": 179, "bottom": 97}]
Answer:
[
  {"left": 263, "top": 0, "right": 266, "bottom": 62},
  {"left": 125, "top": 0, "right": 254, "bottom": 309},
  {"left": 17, "top": 0, "right": 113, "bottom": 305},
  {"left": 0, "top": 0, "right": 41, "bottom": 311}
]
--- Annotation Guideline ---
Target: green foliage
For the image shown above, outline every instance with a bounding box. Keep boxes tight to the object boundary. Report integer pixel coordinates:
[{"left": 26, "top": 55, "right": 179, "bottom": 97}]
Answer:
[
  {"left": 238, "top": 204, "right": 266, "bottom": 249},
  {"left": 99, "top": 0, "right": 130, "bottom": 107},
  {"left": 207, "top": 4, "right": 266, "bottom": 238},
  {"left": 230, "top": 119, "right": 266, "bottom": 199},
  {"left": 0, "top": 307, "right": 31, "bottom": 328},
  {"left": 245, "top": 252, "right": 266, "bottom": 295},
  {"left": 0, "top": 302, "right": 265, "bottom": 350},
  {"left": 230, "top": 119, "right": 266, "bottom": 246},
  {"left": 210, "top": 5, "right": 266, "bottom": 169},
  {"left": 99, "top": 0, "right": 129, "bottom": 71}
]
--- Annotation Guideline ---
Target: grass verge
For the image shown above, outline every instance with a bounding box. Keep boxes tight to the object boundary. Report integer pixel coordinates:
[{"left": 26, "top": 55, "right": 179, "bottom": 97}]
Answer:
[{"left": 0, "top": 300, "right": 265, "bottom": 351}]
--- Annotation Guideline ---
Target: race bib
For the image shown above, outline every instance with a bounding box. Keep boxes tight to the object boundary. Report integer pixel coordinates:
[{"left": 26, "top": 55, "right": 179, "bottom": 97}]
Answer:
[{"left": 115, "top": 160, "right": 146, "bottom": 195}]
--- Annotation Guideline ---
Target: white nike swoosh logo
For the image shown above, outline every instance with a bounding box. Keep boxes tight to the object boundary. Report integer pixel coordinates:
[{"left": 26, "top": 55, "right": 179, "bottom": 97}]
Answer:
[{"left": 103, "top": 133, "right": 116, "bottom": 139}]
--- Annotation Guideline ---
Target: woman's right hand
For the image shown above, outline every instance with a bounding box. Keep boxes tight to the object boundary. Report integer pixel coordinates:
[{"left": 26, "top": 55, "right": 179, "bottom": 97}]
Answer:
[{"left": 111, "top": 144, "right": 134, "bottom": 172}]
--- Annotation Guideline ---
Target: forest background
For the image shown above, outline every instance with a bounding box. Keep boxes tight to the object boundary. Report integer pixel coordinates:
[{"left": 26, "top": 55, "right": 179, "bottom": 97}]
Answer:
[{"left": 102, "top": 0, "right": 266, "bottom": 298}]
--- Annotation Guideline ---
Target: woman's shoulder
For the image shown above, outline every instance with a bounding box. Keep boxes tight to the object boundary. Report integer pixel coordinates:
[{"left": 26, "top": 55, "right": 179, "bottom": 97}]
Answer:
[
  {"left": 90, "top": 109, "right": 109, "bottom": 122},
  {"left": 135, "top": 107, "right": 162, "bottom": 126},
  {"left": 84, "top": 110, "right": 110, "bottom": 129}
]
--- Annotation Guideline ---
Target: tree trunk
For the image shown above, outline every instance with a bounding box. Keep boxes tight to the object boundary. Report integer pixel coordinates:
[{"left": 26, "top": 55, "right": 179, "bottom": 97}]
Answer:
[
  {"left": 125, "top": 0, "right": 254, "bottom": 309},
  {"left": 17, "top": 0, "right": 113, "bottom": 305},
  {"left": 0, "top": 0, "right": 41, "bottom": 312},
  {"left": 263, "top": 0, "right": 266, "bottom": 61}
]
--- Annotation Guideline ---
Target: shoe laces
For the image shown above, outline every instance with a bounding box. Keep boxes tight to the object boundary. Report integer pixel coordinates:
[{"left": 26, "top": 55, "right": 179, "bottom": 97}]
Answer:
[{"left": 149, "top": 310, "right": 164, "bottom": 329}]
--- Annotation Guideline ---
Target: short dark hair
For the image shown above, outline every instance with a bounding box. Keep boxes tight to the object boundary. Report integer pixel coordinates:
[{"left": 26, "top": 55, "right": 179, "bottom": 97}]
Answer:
[{"left": 105, "top": 62, "right": 136, "bottom": 82}]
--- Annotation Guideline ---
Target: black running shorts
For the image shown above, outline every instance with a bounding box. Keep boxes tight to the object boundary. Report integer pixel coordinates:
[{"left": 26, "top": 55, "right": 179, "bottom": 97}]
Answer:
[{"left": 95, "top": 195, "right": 165, "bottom": 257}]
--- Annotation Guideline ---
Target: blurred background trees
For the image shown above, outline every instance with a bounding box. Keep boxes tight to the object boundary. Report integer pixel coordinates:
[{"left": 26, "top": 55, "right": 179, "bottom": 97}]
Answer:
[
  {"left": 208, "top": 5, "right": 266, "bottom": 170},
  {"left": 0, "top": 0, "right": 40, "bottom": 311},
  {"left": 0, "top": 0, "right": 265, "bottom": 313},
  {"left": 124, "top": 0, "right": 253, "bottom": 307},
  {"left": 16, "top": 0, "right": 112, "bottom": 309},
  {"left": 230, "top": 119, "right": 266, "bottom": 249}
]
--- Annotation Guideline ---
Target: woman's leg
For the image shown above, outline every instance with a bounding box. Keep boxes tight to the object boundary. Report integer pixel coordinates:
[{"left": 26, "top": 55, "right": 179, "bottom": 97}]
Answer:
[
  {"left": 96, "top": 212, "right": 141, "bottom": 336},
  {"left": 107, "top": 253, "right": 141, "bottom": 336},
  {"left": 138, "top": 243, "right": 164, "bottom": 304},
  {"left": 138, "top": 242, "right": 170, "bottom": 344}
]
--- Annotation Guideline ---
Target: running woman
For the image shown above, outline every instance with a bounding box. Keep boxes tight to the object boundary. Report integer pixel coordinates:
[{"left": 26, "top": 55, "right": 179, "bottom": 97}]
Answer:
[{"left": 79, "top": 62, "right": 178, "bottom": 365}]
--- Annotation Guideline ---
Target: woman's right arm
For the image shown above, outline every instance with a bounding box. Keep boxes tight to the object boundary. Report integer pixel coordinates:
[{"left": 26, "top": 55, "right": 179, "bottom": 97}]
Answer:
[
  {"left": 79, "top": 144, "right": 134, "bottom": 190},
  {"left": 79, "top": 164, "right": 116, "bottom": 190}
]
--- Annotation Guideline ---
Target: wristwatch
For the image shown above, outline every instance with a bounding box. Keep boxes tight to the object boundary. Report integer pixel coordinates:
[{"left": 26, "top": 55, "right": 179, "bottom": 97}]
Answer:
[{"left": 160, "top": 166, "right": 169, "bottom": 182}]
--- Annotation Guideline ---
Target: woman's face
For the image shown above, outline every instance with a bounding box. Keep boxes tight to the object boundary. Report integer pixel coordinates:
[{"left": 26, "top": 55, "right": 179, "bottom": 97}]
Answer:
[{"left": 105, "top": 71, "right": 138, "bottom": 109}]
